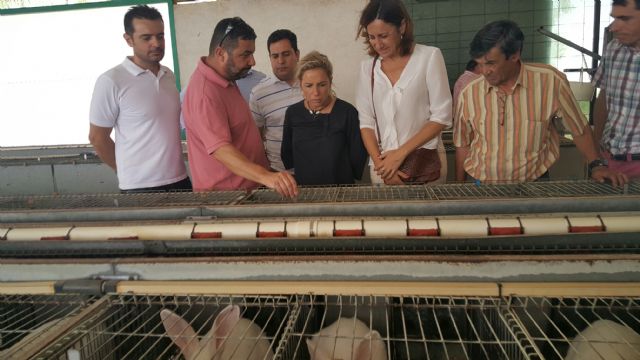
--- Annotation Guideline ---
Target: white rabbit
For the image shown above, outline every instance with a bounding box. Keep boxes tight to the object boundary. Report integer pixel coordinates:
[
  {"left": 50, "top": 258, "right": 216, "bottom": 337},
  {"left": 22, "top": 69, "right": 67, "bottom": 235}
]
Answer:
[
  {"left": 161, "top": 304, "right": 274, "bottom": 360},
  {"left": 565, "top": 319, "right": 640, "bottom": 360},
  {"left": 306, "top": 317, "right": 387, "bottom": 360},
  {"left": 66, "top": 348, "right": 82, "bottom": 360}
]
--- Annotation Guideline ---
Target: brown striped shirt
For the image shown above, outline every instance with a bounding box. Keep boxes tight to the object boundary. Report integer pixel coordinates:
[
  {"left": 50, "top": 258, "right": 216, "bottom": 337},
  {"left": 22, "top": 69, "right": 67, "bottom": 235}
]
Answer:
[{"left": 453, "top": 62, "right": 587, "bottom": 182}]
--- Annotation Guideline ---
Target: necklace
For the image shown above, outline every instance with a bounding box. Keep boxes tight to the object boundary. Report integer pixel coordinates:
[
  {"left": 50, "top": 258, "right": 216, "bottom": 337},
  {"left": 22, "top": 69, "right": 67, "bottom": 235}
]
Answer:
[{"left": 305, "top": 96, "right": 333, "bottom": 115}]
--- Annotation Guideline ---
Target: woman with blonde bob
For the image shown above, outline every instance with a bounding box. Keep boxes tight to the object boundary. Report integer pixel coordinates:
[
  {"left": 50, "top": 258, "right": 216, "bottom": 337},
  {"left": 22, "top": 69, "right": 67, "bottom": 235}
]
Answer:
[
  {"left": 281, "top": 51, "right": 367, "bottom": 185},
  {"left": 355, "top": 0, "right": 452, "bottom": 184}
]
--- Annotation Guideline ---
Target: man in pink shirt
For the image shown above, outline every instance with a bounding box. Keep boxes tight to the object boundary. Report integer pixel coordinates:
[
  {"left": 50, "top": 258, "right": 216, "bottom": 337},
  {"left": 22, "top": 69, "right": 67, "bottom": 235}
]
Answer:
[
  {"left": 453, "top": 60, "right": 482, "bottom": 109},
  {"left": 183, "top": 17, "right": 298, "bottom": 197}
]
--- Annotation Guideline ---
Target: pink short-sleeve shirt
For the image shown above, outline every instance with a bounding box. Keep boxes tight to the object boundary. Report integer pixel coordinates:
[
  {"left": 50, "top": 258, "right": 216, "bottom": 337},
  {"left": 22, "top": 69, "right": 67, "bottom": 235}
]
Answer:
[{"left": 183, "top": 58, "right": 268, "bottom": 191}]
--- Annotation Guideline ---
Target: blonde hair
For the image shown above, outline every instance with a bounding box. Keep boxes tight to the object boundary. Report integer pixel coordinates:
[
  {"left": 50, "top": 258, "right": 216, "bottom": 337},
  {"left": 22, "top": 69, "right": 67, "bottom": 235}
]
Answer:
[{"left": 296, "top": 51, "right": 333, "bottom": 82}]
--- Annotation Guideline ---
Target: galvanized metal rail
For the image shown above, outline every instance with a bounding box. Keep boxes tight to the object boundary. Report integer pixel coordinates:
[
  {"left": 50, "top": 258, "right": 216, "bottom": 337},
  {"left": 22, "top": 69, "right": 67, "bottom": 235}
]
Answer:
[{"left": 1, "top": 181, "right": 640, "bottom": 224}]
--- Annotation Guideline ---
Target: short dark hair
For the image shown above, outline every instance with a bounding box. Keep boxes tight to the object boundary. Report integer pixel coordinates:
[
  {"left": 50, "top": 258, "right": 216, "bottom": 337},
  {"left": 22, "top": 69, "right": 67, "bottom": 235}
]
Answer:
[
  {"left": 612, "top": 0, "right": 640, "bottom": 9},
  {"left": 465, "top": 59, "right": 478, "bottom": 71},
  {"left": 267, "top": 29, "right": 299, "bottom": 54},
  {"left": 209, "top": 17, "right": 257, "bottom": 55},
  {"left": 470, "top": 20, "right": 524, "bottom": 60},
  {"left": 357, "top": 0, "right": 414, "bottom": 57},
  {"left": 124, "top": 5, "right": 163, "bottom": 35}
]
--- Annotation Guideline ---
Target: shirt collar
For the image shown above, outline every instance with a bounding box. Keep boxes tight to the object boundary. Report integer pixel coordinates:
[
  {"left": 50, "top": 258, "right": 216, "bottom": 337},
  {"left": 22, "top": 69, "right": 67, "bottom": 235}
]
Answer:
[
  {"left": 485, "top": 61, "right": 527, "bottom": 94},
  {"left": 285, "top": 79, "right": 300, "bottom": 89},
  {"left": 614, "top": 38, "right": 640, "bottom": 53},
  {"left": 122, "top": 57, "right": 167, "bottom": 78},
  {"left": 516, "top": 62, "right": 528, "bottom": 89},
  {"left": 269, "top": 76, "right": 299, "bottom": 89},
  {"left": 197, "top": 57, "right": 233, "bottom": 88}
]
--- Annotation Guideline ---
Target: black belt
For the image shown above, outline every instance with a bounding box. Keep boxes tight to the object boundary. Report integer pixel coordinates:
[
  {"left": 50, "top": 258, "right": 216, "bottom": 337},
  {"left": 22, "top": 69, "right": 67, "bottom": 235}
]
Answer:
[{"left": 611, "top": 153, "right": 640, "bottom": 161}]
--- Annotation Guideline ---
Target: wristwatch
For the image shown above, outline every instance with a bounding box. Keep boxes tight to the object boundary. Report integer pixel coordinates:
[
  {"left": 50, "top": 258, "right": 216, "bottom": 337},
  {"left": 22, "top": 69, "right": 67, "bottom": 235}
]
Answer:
[{"left": 588, "top": 158, "right": 607, "bottom": 172}]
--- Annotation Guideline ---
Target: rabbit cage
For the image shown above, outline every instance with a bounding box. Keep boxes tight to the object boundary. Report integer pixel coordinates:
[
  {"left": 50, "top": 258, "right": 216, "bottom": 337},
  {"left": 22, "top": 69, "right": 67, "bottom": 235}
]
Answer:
[{"left": 1, "top": 181, "right": 640, "bottom": 359}]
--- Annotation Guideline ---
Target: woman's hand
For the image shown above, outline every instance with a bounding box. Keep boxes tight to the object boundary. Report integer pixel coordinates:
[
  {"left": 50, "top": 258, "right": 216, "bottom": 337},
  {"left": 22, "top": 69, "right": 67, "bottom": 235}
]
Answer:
[
  {"left": 376, "top": 149, "right": 407, "bottom": 180},
  {"left": 383, "top": 172, "right": 407, "bottom": 185}
]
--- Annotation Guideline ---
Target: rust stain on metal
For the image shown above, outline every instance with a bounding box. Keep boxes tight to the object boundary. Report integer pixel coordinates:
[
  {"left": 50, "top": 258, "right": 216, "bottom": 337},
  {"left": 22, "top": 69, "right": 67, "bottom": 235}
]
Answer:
[{"left": 2, "top": 253, "right": 639, "bottom": 266}]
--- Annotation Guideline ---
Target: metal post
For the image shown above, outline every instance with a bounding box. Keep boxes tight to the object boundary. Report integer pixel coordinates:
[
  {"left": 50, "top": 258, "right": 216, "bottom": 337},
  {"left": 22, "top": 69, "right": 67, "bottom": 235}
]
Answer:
[{"left": 590, "top": 0, "right": 602, "bottom": 124}]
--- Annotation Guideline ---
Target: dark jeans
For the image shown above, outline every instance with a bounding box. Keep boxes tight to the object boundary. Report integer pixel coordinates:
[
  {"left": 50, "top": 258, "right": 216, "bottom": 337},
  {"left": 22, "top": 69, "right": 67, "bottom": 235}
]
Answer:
[
  {"left": 465, "top": 171, "right": 550, "bottom": 183},
  {"left": 120, "top": 177, "right": 192, "bottom": 194}
]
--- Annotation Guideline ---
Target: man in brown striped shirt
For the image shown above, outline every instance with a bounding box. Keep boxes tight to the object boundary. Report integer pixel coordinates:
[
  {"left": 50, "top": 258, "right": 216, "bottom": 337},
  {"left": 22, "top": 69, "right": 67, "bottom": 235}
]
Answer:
[{"left": 454, "top": 20, "right": 627, "bottom": 185}]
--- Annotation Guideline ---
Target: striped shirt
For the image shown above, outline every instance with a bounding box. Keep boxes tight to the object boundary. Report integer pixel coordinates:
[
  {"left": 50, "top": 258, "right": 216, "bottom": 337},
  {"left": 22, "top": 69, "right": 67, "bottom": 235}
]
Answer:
[
  {"left": 454, "top": 62, "right": 587, "bottom": 182},
  {"left": 593, "top": 39, "right": 640, "bottom": 155},
  {"left": 249, "top": 77, "right": 302, "bottom": 171}
]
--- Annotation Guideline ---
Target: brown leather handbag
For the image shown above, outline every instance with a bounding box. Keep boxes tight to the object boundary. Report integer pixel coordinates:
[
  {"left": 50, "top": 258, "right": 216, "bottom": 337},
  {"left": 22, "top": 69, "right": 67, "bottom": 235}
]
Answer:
[
  {"left": 398, "top": 148, "right": 441, "bottom": 183},
  {"left": 370, "top": 56, "right": 441, "bottom": 184}
]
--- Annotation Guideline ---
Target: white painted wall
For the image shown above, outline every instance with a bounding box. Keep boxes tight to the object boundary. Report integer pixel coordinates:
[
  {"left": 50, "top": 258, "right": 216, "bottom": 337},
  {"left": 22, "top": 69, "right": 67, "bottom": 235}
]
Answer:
[{"left": 174, "top": 0, "right": 368, "bottom": 103}]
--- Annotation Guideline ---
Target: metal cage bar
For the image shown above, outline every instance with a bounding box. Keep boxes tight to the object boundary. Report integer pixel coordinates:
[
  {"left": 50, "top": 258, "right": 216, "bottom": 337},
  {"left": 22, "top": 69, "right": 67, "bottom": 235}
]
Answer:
[
  {"left": 0, "top": 293, "right": 635, "bottom": 360},
  {"left": 1, "top": 181, "right": 639, "bottom": 212}
]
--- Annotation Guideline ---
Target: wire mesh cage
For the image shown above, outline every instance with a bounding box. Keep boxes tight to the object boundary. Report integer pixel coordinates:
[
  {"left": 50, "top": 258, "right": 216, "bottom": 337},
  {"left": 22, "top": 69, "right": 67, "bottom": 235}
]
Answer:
[
  {"left": 277, "top": 295, "right": 391, "bottom": 359},
  {"left": 0, "top": 294, "right": 98, "bottom": 359},
  {"left": 239, "top": 182, "right": 640, "bottom": 205},
  {"left": 0, "top": 191, "right": 247, "bottom": 211},
  {"left": 6, "top": 293, "right": 638, "bottom": 360},
  {"left": 33, "top": 294, "right": 296, "bottom": 360},
  {"left": 283, "top": 295, "right": 538, "bottom": 360},
  {"left": 507, "top": 296, "right": 640, "bottom": 360},
  {"left": 388, "top": 296, "right": 537, "bottom": 360},
  {"left": 2, "top": 181, "right": 639, "bottom": 211}
]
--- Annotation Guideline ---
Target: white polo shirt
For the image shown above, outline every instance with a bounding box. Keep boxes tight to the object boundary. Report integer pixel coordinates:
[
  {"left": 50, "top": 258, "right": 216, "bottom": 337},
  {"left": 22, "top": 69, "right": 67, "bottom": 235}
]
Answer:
[{"left": 89, "top": 57, "right": 187, "bottom": 190}]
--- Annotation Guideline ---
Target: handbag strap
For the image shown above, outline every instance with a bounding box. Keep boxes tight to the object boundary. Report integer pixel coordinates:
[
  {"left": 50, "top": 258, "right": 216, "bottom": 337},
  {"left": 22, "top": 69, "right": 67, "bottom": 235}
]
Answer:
[{"left": 370, "top": 55, "right": 382, "bottom": 149}]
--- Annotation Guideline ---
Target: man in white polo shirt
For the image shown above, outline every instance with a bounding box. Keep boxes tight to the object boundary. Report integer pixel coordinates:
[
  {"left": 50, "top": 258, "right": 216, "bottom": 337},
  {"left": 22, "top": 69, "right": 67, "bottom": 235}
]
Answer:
[
  {"left": 250, "top": 29, "right": 303, "bottom": 171},
  {"left": 89, "top": 5, "right": 190, "bottom": 193}
]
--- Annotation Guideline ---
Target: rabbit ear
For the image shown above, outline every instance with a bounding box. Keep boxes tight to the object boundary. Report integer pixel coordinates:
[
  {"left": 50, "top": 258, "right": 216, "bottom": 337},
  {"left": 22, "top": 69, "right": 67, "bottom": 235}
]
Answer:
[
  {"left": 208, "top": 305, "right": 241, "bottom": 351},
  {"left": 161, "top": 309, "right": 201, "bottom": 358},
  {"left": 306, "top": 337, "right": 319, "bottom": 359},
  {"left": 355, "top": 330, "right": 385, "bottom": 360}
]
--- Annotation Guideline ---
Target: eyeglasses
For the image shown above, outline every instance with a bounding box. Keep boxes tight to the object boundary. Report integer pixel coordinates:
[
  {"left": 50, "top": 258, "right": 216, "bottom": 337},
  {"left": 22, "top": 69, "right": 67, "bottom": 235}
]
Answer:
[
  {"left": 375, "top": 2, "right": 383, "bottom": 18},
  {"left": 218, "top": 23, "right": 234, "bottom": 48}
]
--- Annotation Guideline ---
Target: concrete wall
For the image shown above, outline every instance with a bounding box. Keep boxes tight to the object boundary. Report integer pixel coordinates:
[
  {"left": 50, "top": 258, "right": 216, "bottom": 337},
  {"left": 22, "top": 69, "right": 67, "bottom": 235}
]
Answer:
[
  {"left": 174, "top": 0, "right": 369, "bottom": 103},
  {"left": 404, "top": 0, "right": 556, "bottom": 87},
  {"left": 404, "top": 0, "right": 604, "bottom": 87},
  {"left": 173, "top": 0, "right": 601, "bottom": 97}
]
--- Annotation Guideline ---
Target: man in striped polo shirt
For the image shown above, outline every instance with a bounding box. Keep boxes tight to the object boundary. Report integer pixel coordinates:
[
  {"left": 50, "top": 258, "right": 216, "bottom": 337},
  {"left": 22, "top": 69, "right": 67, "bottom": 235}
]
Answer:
[
  {"left": 454, "top": 20, "right": 627, "bottom": 185},
  {"left": 594, "top": 0, "right": 640, "bottom": 179},
  {"left": 250, "top": 29, "right": 303, "bottom": 171}
]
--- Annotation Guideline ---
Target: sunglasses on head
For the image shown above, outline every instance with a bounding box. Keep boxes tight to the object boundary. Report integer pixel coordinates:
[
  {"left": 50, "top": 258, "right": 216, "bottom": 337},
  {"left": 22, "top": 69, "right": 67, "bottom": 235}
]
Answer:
[{"left": 219, "top": 23, "right": 234, "bottom": 48}]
